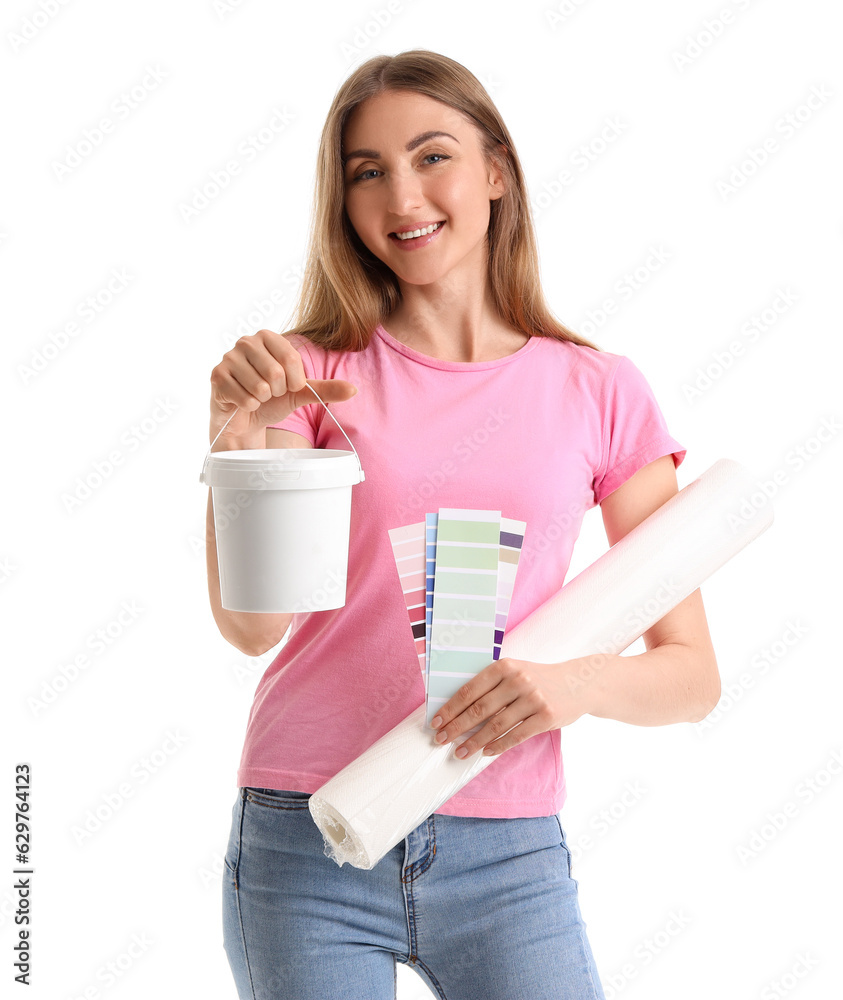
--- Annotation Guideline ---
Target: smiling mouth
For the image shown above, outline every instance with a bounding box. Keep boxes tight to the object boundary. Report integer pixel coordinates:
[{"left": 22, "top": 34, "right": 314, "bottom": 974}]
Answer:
[{"left": 389, "top": 221, "right": 445, "bottom": 241}]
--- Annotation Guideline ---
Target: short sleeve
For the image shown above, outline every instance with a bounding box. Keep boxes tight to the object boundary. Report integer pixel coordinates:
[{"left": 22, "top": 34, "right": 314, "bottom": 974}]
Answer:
[
  {"left": 266, "top": 335, "right": 321, "bottom": 445},
  {"left": 592, "top": 355, "right": 686, "bottom": 505}
]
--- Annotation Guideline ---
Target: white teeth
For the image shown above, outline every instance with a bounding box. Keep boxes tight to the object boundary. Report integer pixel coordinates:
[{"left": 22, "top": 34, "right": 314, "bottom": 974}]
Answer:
[{"left": 394, "top": 222, "right": 442, "bottom": 240}]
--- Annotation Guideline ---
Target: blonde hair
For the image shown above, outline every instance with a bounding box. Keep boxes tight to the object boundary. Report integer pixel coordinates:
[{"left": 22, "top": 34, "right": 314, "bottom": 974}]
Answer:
[{"left": 284, "top": 48, "right": 602, "bottom": 354}]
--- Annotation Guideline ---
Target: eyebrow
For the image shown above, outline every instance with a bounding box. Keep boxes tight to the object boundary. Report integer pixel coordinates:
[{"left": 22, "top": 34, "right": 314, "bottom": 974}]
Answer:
[{"left": 342, "top": 130, "right": 459, "bottom": 166}]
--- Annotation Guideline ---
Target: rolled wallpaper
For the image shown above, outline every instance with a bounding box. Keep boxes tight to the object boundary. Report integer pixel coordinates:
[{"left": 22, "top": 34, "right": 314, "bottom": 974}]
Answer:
[{"left": 308, "top": 458, "right": 774, "bottom": 869}]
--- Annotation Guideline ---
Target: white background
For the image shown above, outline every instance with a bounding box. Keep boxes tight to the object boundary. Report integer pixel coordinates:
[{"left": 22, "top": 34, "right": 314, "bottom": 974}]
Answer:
[{"left": 3, "top": 0, "right": 841, "bottom": 998}]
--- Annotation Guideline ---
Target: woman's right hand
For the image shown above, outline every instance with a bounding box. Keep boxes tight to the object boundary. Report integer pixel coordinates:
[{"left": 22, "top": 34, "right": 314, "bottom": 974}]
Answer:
[{"left": 209, "top": 329, "right": 358, "bottom": 445}]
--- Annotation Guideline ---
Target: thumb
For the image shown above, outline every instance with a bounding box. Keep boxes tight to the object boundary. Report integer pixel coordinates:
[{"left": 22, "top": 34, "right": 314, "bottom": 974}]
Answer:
[{"left": 290, "top": 378, "right": 358, "bottom": 411}]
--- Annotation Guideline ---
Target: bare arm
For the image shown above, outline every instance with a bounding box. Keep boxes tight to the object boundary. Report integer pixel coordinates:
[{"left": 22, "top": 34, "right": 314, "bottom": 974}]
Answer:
[{"left": 584, "top": 454, "right": 721, "bottom": 725}]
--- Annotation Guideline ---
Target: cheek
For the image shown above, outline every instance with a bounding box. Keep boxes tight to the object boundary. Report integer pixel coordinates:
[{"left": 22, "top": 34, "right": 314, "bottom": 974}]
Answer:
[
  {"left": 345, "top": 198, "right": 378, "bottom": 244},
  {"left": 437, "top": 174, "right": 491, "bottom": 229}
]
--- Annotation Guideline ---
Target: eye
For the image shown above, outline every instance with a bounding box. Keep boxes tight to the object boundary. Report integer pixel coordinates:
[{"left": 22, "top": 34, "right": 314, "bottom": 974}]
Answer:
[
  {"left": 350, "top": 153, "right": 450, "bottom": 183},
  {"left": 352, "top": 168, "right": 381, "bottom": 183}
]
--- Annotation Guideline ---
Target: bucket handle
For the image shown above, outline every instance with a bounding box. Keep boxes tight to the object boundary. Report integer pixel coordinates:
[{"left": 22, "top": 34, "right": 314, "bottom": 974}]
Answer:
[{"left": 200, "top": 382, "right": 365, "bottom": 484}]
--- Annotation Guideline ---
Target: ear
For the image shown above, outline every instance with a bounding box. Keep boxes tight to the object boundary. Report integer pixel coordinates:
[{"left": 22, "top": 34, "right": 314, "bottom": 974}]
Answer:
[{"left": 487, "top": 142, "right": 509, "bottom": 202}]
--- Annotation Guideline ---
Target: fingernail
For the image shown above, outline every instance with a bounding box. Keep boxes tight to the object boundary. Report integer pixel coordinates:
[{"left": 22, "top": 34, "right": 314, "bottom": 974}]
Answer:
[
  {"left": 431, "top": 716, "right": 442, "bottom": 728},
  {"left": 455, "top": 747, "right": 468, "bottom": 759},
  {"left": 435, "top": 731, "right": 447, "bottom": 744}
]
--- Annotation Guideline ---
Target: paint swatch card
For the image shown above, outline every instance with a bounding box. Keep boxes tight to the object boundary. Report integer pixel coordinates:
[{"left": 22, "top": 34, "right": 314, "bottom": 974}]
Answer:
[
  {"left": 389, "top": 508, "right": 527, "bottom": 731},
  {"left": 424, "top": 513, "right": 438, "bottom": 697},
  {"left": 492, "top": 516, "right": 527, "bottom": 661},
  {"left": 426, "top": 509, "right": 502, "bottom": 729},
  {"left": 387, "top": 521, "right": 427, "bottom": 684}
]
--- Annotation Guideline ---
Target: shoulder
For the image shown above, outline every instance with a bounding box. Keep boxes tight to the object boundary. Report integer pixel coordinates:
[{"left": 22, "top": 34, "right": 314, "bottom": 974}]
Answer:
[
  {"left": 280, "top": 332, "right": 333, "bottom": 373},
  {"left": 535, "top": 335, "right": 618, "bottom": 365},
  {"left": 536, "top": 336, "right": 627, "bottom": 390},
  {"left": 282, "top": 331, "right": 367, "bottom": 362},
  {"left": 282, "top": 331, "right": 320, "bottom": 355}
]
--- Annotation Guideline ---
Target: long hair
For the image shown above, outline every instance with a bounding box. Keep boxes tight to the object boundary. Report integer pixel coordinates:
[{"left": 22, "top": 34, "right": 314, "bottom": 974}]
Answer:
[{"left": 284, "top": 48, "right": 602, "bottom": 354}]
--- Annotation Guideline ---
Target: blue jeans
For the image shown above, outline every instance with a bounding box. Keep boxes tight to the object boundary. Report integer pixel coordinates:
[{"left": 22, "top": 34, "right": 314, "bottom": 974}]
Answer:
[{"left": 222, "top": 786, "right": 606, "bottom": 999}]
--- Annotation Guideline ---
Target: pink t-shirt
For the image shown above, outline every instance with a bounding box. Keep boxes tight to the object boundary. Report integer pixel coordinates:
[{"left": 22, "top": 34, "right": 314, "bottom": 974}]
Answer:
[{"left": 235, "top": 323, "right": 686, "bottom": 817}]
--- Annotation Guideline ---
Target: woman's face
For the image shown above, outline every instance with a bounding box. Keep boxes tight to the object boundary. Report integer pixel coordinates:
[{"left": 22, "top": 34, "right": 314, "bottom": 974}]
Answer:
[{"left": 341, "top": 89, "right": 505, "bottom": 287}]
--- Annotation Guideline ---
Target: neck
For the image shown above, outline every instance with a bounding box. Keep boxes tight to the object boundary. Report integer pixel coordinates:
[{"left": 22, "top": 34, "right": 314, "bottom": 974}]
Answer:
[{"left": 385, "top": 276, "right": 525, "bottom": 363}]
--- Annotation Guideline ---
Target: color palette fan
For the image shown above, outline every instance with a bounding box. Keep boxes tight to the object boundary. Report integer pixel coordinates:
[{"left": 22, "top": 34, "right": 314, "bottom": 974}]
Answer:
[{"left": 388, "top": 509, "right": 527, "bottom": 731}]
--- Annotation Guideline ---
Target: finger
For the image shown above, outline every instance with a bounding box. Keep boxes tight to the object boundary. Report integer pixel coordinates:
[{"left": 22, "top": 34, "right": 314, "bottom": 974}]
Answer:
[
  {"left": 212, "top": 362, "right": 265, "bottom": 412},
  {"left": 431, "top": 661, "right": 503, "bottom": 731},
  {"left": 479, "top": 718, "right": 534, "bottom": 757},
  {"left": 434, "top": 690, "right": 507, "bottom": 747},
  {"left": 240, "top": 337, "right": 299, "bottom": 397},
  {"left": 453, "top": 706, "right": 527, "bottom": 759},
  {"left": 480, "top": 699, "right": 558, "bottom": 757},
  {"left": 258, "top": 331, "right": 309, "bottom": 392}
]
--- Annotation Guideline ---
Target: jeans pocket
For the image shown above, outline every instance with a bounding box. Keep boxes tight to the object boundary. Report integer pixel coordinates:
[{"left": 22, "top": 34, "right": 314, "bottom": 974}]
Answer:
[
  {"left": 554, "top": 814, "right": 574, "bottom": 880},
  {"left": 245, "top": 787, "right": 312, "bottom": 810},
  {"left": 224, "top": 792, "right": 245, "bottom": 876}
]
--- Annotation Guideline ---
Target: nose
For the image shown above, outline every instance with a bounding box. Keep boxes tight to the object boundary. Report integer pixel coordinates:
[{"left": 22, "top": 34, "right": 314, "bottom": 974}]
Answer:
[{"left": 385, "top": 166, "right": 426, "bottom": 218}]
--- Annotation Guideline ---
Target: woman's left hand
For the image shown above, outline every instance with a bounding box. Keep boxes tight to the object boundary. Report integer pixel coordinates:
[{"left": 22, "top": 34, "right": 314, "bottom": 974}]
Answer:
[{"left": 430, "top": 656, "right": 594, "bottom": 760}]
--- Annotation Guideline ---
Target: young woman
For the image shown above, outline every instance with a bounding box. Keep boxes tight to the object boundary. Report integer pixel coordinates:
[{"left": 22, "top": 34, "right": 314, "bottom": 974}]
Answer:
[{"left": 209, "top": 49, "right": 720, "bottom": 1000}]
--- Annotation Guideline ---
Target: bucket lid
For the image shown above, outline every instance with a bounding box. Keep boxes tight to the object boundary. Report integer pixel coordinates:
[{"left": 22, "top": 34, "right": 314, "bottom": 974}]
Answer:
[{"left": 200, "top": 449, "right": 364, "bottom": 490}]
